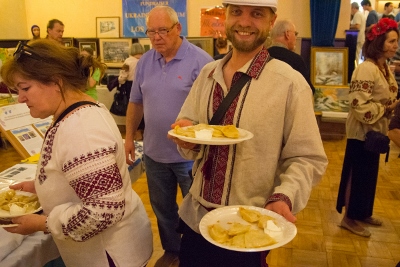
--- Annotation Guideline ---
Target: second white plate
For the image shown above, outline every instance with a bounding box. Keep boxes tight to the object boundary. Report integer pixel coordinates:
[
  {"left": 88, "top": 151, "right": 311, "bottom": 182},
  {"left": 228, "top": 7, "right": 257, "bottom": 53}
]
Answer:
[
  {"left": 199, "top": 205, "right": 297, "bottom": 252},
  {"left": 168, "top": 127, "right": 253, "bottom": 145}
]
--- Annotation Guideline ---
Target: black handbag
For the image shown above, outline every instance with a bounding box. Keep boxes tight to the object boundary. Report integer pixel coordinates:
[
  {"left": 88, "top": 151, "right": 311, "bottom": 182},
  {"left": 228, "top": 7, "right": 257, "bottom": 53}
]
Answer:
[
  {"left": 110, "top": 84, "right": 129, "bottom": 116},
  {"left": 364, "top": 131, "right": 390, "bottom": 154}
]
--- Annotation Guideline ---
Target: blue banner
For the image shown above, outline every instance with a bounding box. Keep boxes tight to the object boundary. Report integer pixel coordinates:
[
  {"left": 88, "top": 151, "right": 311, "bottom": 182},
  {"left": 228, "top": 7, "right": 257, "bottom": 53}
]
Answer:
[{"left": 122, "top": 0, "right": 187, "bottom": 37}]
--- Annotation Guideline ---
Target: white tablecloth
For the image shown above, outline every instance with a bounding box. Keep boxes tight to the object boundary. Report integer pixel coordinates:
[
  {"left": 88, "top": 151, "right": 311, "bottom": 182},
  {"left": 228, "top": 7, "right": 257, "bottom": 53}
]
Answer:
[{"left": 0, "top": 232, "right": 60, "bottom": 267}]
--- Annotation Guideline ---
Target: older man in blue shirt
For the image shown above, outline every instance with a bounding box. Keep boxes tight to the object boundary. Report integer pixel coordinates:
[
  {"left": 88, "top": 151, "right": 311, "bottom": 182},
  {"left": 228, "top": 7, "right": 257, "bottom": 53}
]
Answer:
[{"left": 125, "top": 5, "right": 213, "bottom": 267}]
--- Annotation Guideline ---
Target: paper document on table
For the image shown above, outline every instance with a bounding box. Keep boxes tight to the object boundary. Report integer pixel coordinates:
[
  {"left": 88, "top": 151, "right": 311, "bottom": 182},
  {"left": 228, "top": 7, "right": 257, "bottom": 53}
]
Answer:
[
  {"left": 0, "top": 163, "right": 37, "bottom": 182},
  {"left": 10, "top": 126, "right": 43, "bottom": 156}
]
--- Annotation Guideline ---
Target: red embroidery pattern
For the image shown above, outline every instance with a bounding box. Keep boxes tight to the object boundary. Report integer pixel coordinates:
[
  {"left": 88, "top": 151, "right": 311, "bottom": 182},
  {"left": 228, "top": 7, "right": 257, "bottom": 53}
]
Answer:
[
  {"left": 201, "top": 47, "right": 270, "bottom": 204},
  {"left": 390, "top": 85, "right": 397, "bottom": 93},
  {"left": 38, "top": 126, "right": 59, "bottom": 184},
  {"left": 350, "top": 80, "right": 373, "bottom": 94},
  {"left": 363, "top": 111, "right": 374, "bottom": 123},
  {"left": 63, "top": 146, "right": 117, "bottom": 172}
]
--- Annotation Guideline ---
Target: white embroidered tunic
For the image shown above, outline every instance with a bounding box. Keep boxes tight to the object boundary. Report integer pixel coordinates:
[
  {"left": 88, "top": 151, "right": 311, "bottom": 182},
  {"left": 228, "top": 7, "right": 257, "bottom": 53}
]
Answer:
[{"left": 35, "top": 103, "right": 152, "bottom": 266}]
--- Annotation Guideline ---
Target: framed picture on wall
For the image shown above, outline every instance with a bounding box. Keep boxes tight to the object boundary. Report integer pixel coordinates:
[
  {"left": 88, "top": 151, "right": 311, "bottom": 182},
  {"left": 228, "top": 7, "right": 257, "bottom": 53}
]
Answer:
[
  {"left": 310, "top": 47, "right": 348, "bottom": 86},
  {"left": 96, "top": 17, "right": 120, "bottom": 38},
  {"left": 138, "top": 38, "right": 152, "bottom": 52},
  {"left": 62, "top": 38, "right": 74, "bottom": 47},
  {"left": 99, "top": 38, "right": 132, "bottom": 68},
  {"left": 75, "top": 38, "right": 99, "bottom": 57},
  {"left": 314, "top": 86, "right": 350, "bottom": 112},
  {"left": 186, "top": 37, "right": 214, "bottom": 57}
]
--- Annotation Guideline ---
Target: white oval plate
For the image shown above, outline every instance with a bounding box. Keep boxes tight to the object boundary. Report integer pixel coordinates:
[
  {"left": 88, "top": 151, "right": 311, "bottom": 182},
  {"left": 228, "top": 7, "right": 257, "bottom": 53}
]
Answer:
[
  {"left": 168, "top": 127, "right": 253, "bottom": 145},
  {"left": 0, "top": 224, "right": 19, "bottom": 228},
  {"left": 199, "top": 205, "right": 297, "bottom": 252},
  {"left": 0, "top": 190, "right": 42, "bottom": 220}
]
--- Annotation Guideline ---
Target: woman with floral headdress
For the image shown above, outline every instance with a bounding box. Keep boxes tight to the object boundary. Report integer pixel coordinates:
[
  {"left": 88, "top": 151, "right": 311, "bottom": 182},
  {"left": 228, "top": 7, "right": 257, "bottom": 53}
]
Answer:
[{"left": 336, "top": 18, "right": 399, "bottom": 237}]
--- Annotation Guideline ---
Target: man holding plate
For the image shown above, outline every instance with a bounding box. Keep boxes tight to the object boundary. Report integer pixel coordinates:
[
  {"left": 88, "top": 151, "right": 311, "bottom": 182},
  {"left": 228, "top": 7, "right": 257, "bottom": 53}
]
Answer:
[{"left": 169, "top": 0, "right": 328, "bottom": 266}]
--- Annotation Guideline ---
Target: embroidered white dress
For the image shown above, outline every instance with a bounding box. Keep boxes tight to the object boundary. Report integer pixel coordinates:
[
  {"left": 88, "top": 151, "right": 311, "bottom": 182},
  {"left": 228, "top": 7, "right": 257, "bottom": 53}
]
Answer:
[{"left": 35, "top": 103, "right": 152, "bottom": 267}]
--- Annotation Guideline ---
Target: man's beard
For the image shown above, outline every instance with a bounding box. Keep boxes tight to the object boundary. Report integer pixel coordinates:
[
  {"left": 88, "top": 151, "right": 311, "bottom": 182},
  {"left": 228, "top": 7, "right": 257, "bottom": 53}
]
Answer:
[{"left": 226, "top": 27, "right": 269, "bottom": 52}]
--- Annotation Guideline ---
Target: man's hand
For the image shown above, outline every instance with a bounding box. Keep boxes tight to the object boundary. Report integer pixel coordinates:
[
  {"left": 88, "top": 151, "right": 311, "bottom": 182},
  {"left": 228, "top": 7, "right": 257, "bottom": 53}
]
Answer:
[
  {"left": 265, "top": 201, "right": 297, "bottom": 223},
  {"left": 168, "top": 119, "right": 197, "bottom": 150},
  {"left": 124, "top": 139, "right": 136, "bottom": 165}
]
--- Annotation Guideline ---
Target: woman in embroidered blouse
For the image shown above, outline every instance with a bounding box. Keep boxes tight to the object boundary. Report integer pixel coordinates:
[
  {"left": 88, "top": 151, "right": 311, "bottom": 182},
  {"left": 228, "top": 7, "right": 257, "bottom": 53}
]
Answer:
[
  {"left": 0, "top": 39, "right": 152, "bottom": 266},
  {"left": 336, "top": 18, "right": 399, "bottom": 237}
]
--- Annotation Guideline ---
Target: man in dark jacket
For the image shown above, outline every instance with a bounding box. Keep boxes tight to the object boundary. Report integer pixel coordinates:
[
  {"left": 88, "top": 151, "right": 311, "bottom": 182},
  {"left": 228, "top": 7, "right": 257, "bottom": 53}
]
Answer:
[{"left": 268, "top": 19, "right": 315, "bottom": 94}]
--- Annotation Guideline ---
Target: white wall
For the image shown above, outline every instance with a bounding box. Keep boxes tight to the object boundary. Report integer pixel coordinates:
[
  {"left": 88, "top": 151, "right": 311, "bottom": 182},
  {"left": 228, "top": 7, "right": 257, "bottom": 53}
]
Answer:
[{"left": 0, "top": 0, "right": 350, "bottom": 40}]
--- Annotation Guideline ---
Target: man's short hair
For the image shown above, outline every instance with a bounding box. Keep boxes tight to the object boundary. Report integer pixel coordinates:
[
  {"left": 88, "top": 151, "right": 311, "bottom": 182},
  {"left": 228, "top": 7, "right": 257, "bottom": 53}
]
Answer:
[
  {"left": 360, "top": 0, "right": 371, "bottom": 7},
  {"left": 385, "top": 2, "right": 393, "bottom": 8},
  {"left": 47, "top": 19, "right": 64, "bottom": 30}
]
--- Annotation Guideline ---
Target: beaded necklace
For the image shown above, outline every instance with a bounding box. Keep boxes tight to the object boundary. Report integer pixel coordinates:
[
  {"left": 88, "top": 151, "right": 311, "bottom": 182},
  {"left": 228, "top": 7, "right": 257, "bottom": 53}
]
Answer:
[{"left": 367, "top": 59, "right": 390, "bottom": 83}]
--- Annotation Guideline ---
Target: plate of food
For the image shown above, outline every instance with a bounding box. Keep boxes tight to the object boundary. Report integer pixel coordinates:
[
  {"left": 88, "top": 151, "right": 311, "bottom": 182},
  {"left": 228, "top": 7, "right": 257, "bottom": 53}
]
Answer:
[
  {"left": 199, "top": 205, "right": 297, "bottom": 252},
  {"left": 0, "top": 189, "right": 42, "bottom": 220},
  {"left": 168, "top": 124, "right": 253, "bottom": 145}
]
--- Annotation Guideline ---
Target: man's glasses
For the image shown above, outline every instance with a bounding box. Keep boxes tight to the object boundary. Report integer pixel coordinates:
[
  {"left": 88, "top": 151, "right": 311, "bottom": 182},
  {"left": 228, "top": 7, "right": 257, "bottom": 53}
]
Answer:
[
  {"left": 13, "top": 41, "right": 44, "bottom": 62},
  {"left": 145, "top": 23, "right": 178, "bottom": 38}
]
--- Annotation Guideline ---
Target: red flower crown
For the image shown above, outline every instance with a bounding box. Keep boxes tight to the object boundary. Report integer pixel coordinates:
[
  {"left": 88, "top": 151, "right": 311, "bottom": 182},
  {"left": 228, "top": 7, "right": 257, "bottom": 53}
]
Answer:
[{"left": 367, "top": 18, "right": 398, "bottom": 41}]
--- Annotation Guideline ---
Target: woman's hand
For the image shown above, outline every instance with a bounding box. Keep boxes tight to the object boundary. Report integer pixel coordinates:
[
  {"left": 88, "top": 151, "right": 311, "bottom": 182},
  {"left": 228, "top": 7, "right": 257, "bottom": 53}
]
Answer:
[
  {"left": 9, "top": 181, "right": 36, "bottom": 194},
  {"left": 4, "top": 214, "right": 47, "bottom": 235}
]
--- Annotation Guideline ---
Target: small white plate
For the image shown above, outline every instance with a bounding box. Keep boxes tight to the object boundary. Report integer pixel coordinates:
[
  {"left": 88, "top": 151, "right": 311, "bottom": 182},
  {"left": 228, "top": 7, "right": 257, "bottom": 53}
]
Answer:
[
  {"left": 0, "top": 224, "right": 19, "bottom": 228},
  {"left": 168, "top": 127, "right": 253, "bottom": 145},
  {"left": 0, "top": 190, "right": 42, "bottom": 220},
  {"left": 199, "top": 205, "right": 297, "bottom": 252}
]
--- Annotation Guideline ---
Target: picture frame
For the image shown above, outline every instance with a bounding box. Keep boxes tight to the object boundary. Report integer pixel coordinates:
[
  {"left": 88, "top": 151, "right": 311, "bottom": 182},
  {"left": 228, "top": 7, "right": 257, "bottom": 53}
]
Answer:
[
  {"left": 61, "top": 38, "right": 74, "bottom": 47},
  {"left": 137, "top": 38, "right": 152, "bottom": 52},
  {"left": 310, "top": 47, "right": 348, "bottom": 86},
  {"left": 314, "top": 86, "right": 350, "bottom": 112},
  {"left": 186, "top": 37, "right": 214, "bottom": 57},
  {"left": 74, "top": 38, "right": 99, "bottom": 57},
  {"left": 99, "top": 38, "right": 132, "bottom": 68},
  {"left": 96, "top": 17, "right": 120, "bottom": 38}
]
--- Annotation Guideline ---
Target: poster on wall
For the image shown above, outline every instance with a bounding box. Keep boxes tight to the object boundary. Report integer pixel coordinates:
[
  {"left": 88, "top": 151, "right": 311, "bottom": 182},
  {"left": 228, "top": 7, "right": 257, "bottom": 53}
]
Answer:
[
  {"left": 200, "top": 6, "right": 226, "bottom": 38},
  {"left": 122, "top": 0, "right": 187, "bottom": 37}
]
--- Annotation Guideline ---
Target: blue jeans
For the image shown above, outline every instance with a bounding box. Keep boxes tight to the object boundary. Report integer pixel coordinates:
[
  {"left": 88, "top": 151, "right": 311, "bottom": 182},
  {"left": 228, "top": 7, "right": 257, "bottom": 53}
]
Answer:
[{"left": 143, "top": 154, "right": 193, "bottom": 253}]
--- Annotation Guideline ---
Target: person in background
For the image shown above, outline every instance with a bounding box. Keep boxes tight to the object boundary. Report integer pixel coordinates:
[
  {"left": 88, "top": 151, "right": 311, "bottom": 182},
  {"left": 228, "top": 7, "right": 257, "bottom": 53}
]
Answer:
[
  {"left": 388, "top": 104, "right": 400, "bottom": 146},
  {"left": 361, "top": 0, "right": 379, "bottom": 31},
  {"left": 381, "top": 2, "right": 395, "bottom": 20},
  {"left": 118, "top": 64, "right": 129, "bottom": 86},
  {"left": 46, "top": 19, "right": 64, "bottom": 44},
  {"left": 268, "top": 19, "right": 315, "bottom": 94},
  {"left": 31, "top": 25, "right": 40, "bottom": 39},
  {"left": 125, "top": 6, "right": 213, "bottom": 267},
  {"left": 336, "top": 18, "right": 399, "bottom": 237},
  {"left": 350, "top": 2, "right": 366, "bottom": 66},
  {"left": 213, "top": 37, "right": 228, "bottom": 60},
  {"left": 80, "top": 47, "right": 106, "bottom": 100},
  {"left": 0, "top": 38, "right": 152, "bottom": 266},
  {"left": 168, "top": 0, "right": 328, "bottom": 266},
  {"left": 120, "top": 43, "right": 146, "bottom": 141}
]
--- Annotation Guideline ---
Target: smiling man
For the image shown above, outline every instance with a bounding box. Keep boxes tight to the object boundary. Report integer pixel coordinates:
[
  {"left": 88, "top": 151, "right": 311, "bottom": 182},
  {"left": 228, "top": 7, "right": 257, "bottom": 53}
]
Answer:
[
  {"left": 170, "top": 0, "right": 328, "bottom": 266},
  {"left": 125, "top": 5, "right": 213, "bottom": 267}
]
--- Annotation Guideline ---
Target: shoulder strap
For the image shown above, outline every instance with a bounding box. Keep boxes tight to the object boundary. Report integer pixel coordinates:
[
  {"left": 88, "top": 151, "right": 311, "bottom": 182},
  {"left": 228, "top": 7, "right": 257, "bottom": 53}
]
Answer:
[
  {"left": 209, "top": 74, "right": 251, "bottom": 125},
  {"left": 53, "top": 101, "right": 99, "bottom": 125}
]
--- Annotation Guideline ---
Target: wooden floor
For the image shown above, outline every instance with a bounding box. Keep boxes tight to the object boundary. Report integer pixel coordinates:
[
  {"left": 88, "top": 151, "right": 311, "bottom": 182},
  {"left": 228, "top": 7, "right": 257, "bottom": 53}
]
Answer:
[{"left": 1, "top": 136, "right": 400, "bottom": 267}]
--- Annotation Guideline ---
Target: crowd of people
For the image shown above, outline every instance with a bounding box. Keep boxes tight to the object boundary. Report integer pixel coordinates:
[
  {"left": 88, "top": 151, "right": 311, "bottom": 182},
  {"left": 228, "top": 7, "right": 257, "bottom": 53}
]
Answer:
[{"left": 2, "top": 0, "right": 400, "bottom": 266}]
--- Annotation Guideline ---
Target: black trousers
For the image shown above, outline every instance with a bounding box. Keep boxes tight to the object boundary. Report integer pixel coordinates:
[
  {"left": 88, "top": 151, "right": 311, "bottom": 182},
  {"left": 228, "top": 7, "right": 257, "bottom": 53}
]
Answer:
[{"left": 178, "top": 220, "right": 269, "bottom": 267}]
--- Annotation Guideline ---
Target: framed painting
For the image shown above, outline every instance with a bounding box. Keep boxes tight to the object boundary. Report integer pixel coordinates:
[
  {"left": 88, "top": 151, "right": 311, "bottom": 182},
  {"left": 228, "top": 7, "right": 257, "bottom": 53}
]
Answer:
[
  {"left": 187, "top": 37, "right": 214, "bottom": 57},
  {"left": 311, "top": 47, "right": 348, "bottom": 87},
  {"left": 138, "top": 38, "right": 152, "bottom": 52},
  {"left": 314, "top": 86, "right": 350, "bottom": 112},
  {"left": 75, "top": 38, "right": 99, "bottom": 57},
  {"left": 96, "top": 17, "right": 120, "bottom": 38},
  {"left": 62, "top": 38, "right": 73, "bottom": 47},
  {"left": 99, "top": 38, "right": 132, "bottom": 68}
]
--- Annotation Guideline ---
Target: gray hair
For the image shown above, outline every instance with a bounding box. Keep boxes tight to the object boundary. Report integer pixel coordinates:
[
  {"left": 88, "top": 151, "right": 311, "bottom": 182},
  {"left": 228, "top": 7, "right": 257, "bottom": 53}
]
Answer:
[
  {"left": 146, "top": 6, "right": 179, "bottom": 25},
  {"left": 130, "top": 43, "right": 144, "bottom": 56},
  {"left": 270, "top": 20, "right": 294, "bottom": 39},
  {"left": 351, "top": 2, "right": 359, "bottom": 9}
]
